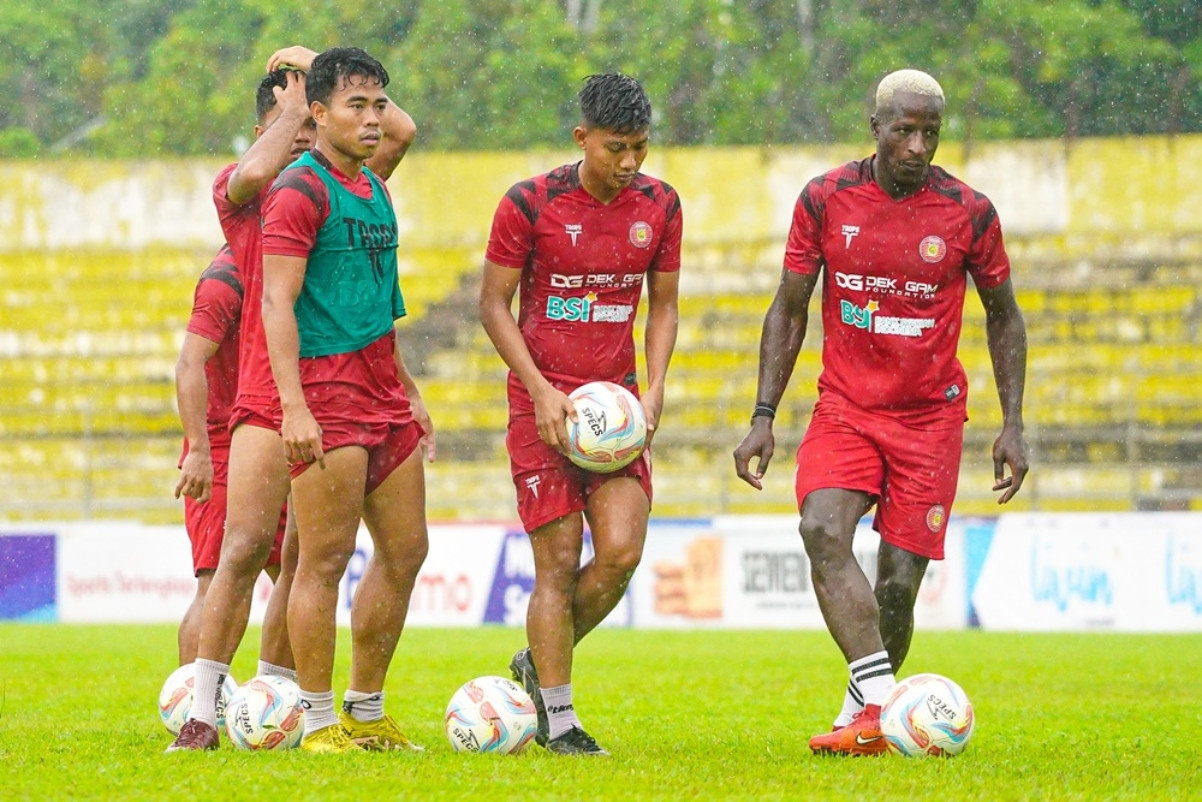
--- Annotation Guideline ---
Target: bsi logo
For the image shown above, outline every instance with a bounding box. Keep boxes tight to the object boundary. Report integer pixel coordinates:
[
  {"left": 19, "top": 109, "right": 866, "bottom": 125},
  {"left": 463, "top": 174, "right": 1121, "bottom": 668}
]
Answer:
[{"left": 546, "top": 294, "right": 594, "bottom": 322}]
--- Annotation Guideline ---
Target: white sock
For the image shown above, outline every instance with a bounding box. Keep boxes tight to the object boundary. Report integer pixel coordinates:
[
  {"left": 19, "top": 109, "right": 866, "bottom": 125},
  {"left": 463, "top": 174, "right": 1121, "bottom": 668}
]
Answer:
[
  {"left": 300, "top": 689, "right": 338, "bottom": 735},
  {"left": 850, "top": 651, "right": 895, "bottom": 708},
  {"left": 833, "top": 677, "right": 865, "bottom": 728},
  {"left": 342, "top": 689, "right": 384, "bottom": 723},
  {"left": 257, "top": 660, "right": 298, "bottom": 683},
  {"left": 542, "top": 684, "right": 582, "bottom": 740},
  {"left": 190, "top": 659, "right": 229, "bottom": 728}
]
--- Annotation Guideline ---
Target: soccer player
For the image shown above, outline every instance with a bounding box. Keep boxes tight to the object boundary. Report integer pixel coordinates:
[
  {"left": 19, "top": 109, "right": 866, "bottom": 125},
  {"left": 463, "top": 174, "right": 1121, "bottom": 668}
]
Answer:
[
  {"left": 260, "top": 46, "right": 433, "bottom": 754},
  {"left": 732, "top": 69, "right": 1029, "bottom": 756},
  {"left": 168, "top": 47, "right": 416, "bottom": 753},
  {"left": 172, "top": 244, "right": 288, "bottom": 666},
  {"left": 479, "top": 73, "right": 682, "bottom": 756}
]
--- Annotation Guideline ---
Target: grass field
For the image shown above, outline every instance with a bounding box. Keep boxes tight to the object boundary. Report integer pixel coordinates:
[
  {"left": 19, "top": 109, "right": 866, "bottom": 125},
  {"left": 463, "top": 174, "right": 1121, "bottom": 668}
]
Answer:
[{"left": 2, "top": 624, "right": 1200, "bottom": 800}]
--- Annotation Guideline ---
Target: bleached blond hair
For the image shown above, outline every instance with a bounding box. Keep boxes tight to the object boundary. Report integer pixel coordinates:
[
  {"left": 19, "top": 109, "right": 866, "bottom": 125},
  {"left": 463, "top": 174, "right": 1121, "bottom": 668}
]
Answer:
[{"left": 875, "top": 69, "right": 944, "bottom": 115}]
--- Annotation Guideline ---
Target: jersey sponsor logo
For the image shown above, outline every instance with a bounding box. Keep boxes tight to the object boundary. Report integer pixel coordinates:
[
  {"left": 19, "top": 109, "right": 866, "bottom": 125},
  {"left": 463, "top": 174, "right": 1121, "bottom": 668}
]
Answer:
[
  {"left": 840, "top": 300, "right": 934, "bottom": 337},
  {"left": 841, "top": 224, "right": 860, "bottom": 248},
  {"left": 926, "top": 504, "right": 946, "bottom": 532},
  {"left": 629, "top": 220, "right": 653, "bottom": 248},
  {"left": 835, "top": 272, "right": 938, "bottom": 298},
  {"left": 550, "top": 273, "right": 642, "bottom": 289},
  {"left": 565, "top": 223, "right": 583, "bottom": 246},
  {"left": 944, "top": 384, "right": 962, "bottom": 401},
  {"left": 546, "top": 293, "right": 633, "bottom": 323},
  {"left": 919, "top": 235, "right": 947, "bottom": 263}
]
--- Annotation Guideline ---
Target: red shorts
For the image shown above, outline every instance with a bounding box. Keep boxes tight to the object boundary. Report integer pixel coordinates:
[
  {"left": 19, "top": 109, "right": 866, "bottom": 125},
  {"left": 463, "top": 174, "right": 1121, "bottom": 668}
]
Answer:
[
  {"left": 229, "top": 395, "right": 283, "bottom": 434},
  {"left": 794, "top": 395, "right": 963, "bottom": 560},
  {"left": 507, "top": 411, "right": 652, "bottom": 533},
  {"left": 290, "top": 410, "right": 424, "bottom": 495},
  {"left": 184, "top": 456, "right": 285, "bottom": 575}
]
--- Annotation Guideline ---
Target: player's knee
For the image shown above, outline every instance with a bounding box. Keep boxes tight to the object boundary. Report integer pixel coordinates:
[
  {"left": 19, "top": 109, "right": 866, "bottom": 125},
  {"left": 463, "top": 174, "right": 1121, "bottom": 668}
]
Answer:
[
  {"left": 798, "top": 517, "right": 848, "bottom": 562},
  {"left": 597, "top": 541, "right": 642, "bottom": 577},
  {"left": 218, "top": 531, "right": 274, "bottom": 576}
]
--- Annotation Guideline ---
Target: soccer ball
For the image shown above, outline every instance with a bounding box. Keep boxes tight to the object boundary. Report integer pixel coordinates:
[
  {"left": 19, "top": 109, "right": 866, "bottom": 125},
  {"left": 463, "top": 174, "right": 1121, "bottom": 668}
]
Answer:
[
  {"left": 445, "top": 676, "right": 538, "bottom": 754},
  {"left": 224, "top": 675, "right": 305, "bottom": 750},
  {"left": 881, "top": 673, "right": 975, "bottom": 757},
  {"left": 157, "top": 663, "right": 238, "bottom": 736},
  {"left": 566, "top": 381, "right": 647, "bottom": 473}
]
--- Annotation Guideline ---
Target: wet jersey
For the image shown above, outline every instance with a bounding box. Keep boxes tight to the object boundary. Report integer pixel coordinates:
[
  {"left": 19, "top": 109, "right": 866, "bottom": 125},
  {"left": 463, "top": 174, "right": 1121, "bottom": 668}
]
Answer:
[
  {"left": 262, "top": 150, "right": 404, "bottom": 358},
  {"left": 180, "top": 244, "right": 241, "bottom": 458},
  {"left": 485, "top": 162, "right": 682, "bottom": 412},
  {"left": 784, "top": 157, "right": 1010, "bottom": 419},
  {"left": 213, "top": 162, "right": 277, "bottom": 403}
]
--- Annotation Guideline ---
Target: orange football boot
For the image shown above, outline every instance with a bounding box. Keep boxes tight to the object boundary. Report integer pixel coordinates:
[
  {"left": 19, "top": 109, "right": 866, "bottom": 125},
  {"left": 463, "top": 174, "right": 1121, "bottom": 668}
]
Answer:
[{"left": 808, "top": 704, "right": 887, "bottom": 756}]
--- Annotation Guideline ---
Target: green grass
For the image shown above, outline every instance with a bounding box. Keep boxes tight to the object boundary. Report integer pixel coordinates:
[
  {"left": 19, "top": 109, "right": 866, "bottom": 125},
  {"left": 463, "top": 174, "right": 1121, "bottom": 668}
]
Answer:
[{"left": 2, "top": 625, "right": 1200, "bottom": 800}]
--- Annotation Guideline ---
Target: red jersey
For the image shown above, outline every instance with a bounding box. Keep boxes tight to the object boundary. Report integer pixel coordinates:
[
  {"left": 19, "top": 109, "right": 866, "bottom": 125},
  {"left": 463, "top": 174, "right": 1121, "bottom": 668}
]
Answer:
[
  {"left": 213, "top": 163, "right": 276, "bottom": 402},
  {"left": 784, "top": 157, "right": 1010, "bottom": 419},
  {"left": 486, "top": 163, "right": 682, "bottom": 412},
  {"left": 261, "top": 154, "right": 409, "bottom": 419},
  {"left": 180, "top": 245, "right": 242, "bottom": 457}
]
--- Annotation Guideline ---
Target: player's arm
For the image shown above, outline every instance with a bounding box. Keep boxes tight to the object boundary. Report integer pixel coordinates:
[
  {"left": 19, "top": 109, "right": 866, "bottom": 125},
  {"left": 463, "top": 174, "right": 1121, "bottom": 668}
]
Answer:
[
  {"left": 173, "top": 332, "right": 220, "bottom": 502},
  {"left": 262, "top": 254, "right": 324, "bottom": 468},
  {"left": 479, "top": 259, "right": 576, "bottom": 453},
  {"left": 642, "top": 268, "right": 680, "bottom": 445},
  {"left": 977, "top": 277, "right": 1029, "bottom": 503},
  {"left": 226, "top": 69, "right": 311, "bottom": 206},
  {"left": 732, "top": 268, "right": 820, "bottom": 489},
  {"left": 393, "top": 334, "right": 435, "bottom": 461}
]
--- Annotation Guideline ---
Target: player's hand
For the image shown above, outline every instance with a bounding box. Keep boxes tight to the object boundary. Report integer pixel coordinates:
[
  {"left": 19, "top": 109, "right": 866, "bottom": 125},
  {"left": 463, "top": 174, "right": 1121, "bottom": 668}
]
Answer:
[
  {"left": 640, "top": 387, "right": 665, "bottom": 448},
  {"left": 533, "top": 384, "right": 575, "bottom": 455},
  {"left": 266, "top": 45, "right": 318, "bottom": 73},
  {"left": 409, "top": 393, "right": 437, "bottom": 462},
  {"left": 992, "top": 423, "right": 1029, "bottom": 504},
  {"left": 272, "top": 67, "right": 308, "bottom": 112},
  {"left": 281, "top": 405, "right": 325, "bottom": 469},
  {"left": 733, "top": 420, "right": 775, "bottom": 490},
  {"left": 174, "top": 449, "right": 214, "bottom": 503}
]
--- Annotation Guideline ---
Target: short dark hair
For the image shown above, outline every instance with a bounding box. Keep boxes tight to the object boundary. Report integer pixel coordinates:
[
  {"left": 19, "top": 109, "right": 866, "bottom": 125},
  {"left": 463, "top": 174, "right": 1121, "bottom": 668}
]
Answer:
[
  {"left": 579, "top": 73, "right": 651, "bottom": 133},
  {"left": 306, "top": 47, "right": 390, "bottom": 107},
  {"left": 255, "top": 70, "right": 293, "bottom": 123}
]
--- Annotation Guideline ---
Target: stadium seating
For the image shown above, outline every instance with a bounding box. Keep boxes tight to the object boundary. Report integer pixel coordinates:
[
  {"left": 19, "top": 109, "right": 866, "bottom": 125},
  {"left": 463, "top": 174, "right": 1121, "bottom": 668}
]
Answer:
[{"left": 1, "top": 244, "right": 1200, "bottom": 524}]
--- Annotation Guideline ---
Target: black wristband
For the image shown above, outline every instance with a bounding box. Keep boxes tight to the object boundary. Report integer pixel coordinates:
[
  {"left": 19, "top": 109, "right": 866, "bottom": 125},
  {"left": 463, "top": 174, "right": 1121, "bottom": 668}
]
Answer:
[{"left": 752, "top": 403, "right": 776, "bottom": 421}]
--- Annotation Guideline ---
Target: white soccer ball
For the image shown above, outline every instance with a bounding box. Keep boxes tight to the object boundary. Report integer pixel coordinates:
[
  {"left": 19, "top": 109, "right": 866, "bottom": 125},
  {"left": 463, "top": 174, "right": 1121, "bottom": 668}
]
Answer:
[
  {"left": 224, "top": 675, "right": 305, "bottom": 750},
  {"left": 157, "top": 663, "right": 238, "bottom": 736},
  {"left": 566, "top": 381, "right": 647, "bottom": 473},
  {"left": 445, "top": 675, "right": 538, "bottom": 755},
  {"left": 881, "top": 673, "right": 975, "bottom": 757}
]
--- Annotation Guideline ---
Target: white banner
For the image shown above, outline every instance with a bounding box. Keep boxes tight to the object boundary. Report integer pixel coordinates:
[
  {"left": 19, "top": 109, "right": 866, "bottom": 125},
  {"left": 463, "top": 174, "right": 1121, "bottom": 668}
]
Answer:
[{"left": 970, "top": 512, "right": 1202, "bottom": 631}]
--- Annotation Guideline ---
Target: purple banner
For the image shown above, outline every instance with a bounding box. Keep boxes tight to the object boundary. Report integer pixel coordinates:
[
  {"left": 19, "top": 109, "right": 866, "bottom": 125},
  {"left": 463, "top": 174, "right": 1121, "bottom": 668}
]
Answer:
[{"left": 0, "top": 533, "right": 57, "bottom": 621}]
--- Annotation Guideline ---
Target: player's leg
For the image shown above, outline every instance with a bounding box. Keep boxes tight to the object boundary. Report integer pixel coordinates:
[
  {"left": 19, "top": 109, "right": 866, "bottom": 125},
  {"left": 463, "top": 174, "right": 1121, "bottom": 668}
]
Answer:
[
  {"left": 168, "top": 424, "right": 291, "bottom": 751},
  {"left": 574, "top": 475, "right": 649, "bottom": 642},
  {"left": 873, "top": 417, "right": 961, "bottom": 673},
  {"left": 525, "top": 513, "right": 604, "bottom": 753},
  {"left": 178, "top": 484, "right": 226, "bottom": 664},
  {"left": 875, "top": 541, "right": 929, "bottom": 672},
  {"left": 799, "top": 487, "right": 880, "bottom": 663},
  {"left": 288, "top": 445, "right": 367, "bottom": 751},
  {"left": 800, "top": 487, "right": 890, "bottom": 756},
  {"left": 177, "top": 570, "right": 213, "bottom": 665},
  {"left": 341, "top": 439, "right": 428, "bottom": 751},
  {"left": 258, "top": 502, "right": 297, "bottom": 679}
]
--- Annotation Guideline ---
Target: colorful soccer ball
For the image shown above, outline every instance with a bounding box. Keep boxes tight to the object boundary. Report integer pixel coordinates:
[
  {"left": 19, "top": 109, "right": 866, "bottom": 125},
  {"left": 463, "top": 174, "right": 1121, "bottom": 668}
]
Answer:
[
  {"left": 881, "top": 673, "right": 975, "bottom": 757},
  {"left": 157, "top": 663, "right": 238, "bottom": 736},
  {"left": 224, "top": 675, "right": 305, "bottom": 750},
  {"left": 566, "top": 381, "right": 647, "bottom": 473},
  {"left": 445, "top": 675, "right": 538, "bottom": 754}
]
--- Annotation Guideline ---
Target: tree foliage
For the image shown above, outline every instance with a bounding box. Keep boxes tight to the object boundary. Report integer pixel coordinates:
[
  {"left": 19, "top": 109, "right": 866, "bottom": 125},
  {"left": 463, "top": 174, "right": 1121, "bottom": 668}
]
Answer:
[{"left": 2, "top": 0, "right": 1198, "bottom": 156}]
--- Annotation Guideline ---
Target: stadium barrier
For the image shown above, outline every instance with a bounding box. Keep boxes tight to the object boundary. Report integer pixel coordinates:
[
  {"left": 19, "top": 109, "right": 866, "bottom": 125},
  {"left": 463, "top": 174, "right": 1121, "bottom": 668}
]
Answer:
[{"left": 2, "top": 513, "right": 1199, "bottom": 632}]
